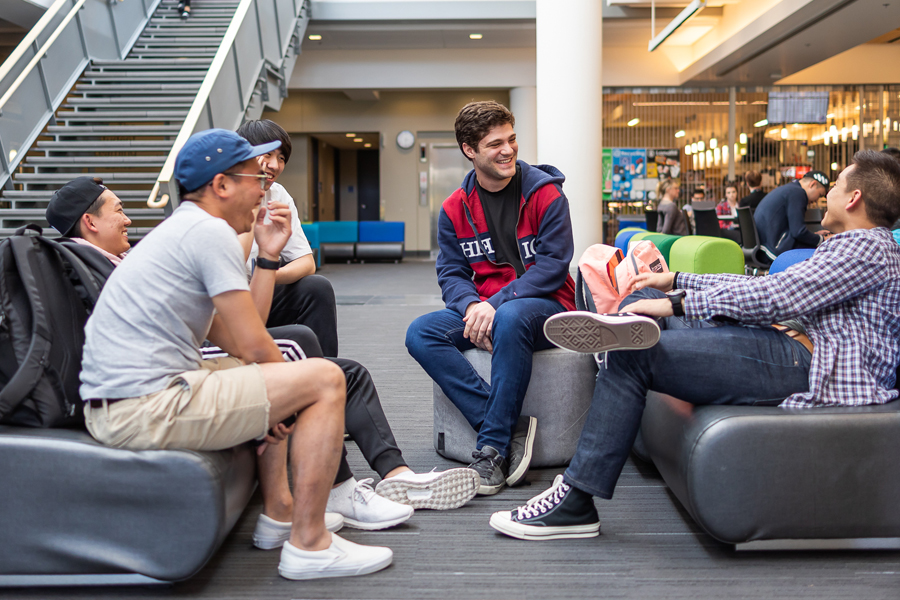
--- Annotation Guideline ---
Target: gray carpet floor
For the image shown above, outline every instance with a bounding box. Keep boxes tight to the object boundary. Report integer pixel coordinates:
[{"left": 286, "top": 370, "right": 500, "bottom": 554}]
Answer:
[{"left": 6, "top": 260, "right": 900, "bottom": 599}]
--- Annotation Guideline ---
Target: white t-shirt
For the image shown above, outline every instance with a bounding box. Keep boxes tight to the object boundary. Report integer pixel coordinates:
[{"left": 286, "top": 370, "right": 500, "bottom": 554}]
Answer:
[
  {"left": 80, "top": 202, "right": 250, "bottom": 400},
  {"left": 248, "top": 182, "right": 311, "bottom": 270}
]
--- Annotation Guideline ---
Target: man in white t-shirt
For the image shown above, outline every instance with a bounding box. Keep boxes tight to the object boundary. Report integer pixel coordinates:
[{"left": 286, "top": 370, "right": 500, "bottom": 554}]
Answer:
[
  {"left": 237, "top": 120, "right": 339, "bottom": 356},
  {"left": 79, "top": 129, "right": 392, "bottom": 580}
]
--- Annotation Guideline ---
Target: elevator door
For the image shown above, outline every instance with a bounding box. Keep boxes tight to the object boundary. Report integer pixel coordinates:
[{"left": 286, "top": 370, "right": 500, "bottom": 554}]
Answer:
[{"left": 429, "top": 144, "right": 470, "bottom": 254}]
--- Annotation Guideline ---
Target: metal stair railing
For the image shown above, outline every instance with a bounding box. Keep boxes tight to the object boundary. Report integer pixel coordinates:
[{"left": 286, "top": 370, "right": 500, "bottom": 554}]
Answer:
[
  {"left": 147, "top": 0, "right": 310, "bottom": 210},
  {"left": 0, "top": 0, "right": 161, "bottom": 190}
]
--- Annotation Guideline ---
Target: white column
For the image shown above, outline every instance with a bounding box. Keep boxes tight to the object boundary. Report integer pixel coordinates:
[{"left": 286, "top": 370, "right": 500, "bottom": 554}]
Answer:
[
  {"left": 510, "top": 86, "right": 537, "bottom": 165},
  {"left": 536, "top": 0, "right": 603, "bottom": 257}
]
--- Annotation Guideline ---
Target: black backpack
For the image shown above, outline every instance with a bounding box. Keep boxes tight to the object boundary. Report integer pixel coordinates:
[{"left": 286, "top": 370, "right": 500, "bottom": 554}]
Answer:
[{"left": 0, "top": 226, "right": 105, "bottom": 428}]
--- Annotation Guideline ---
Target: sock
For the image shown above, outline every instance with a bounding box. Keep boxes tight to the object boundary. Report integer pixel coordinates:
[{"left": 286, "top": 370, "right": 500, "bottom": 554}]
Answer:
[
  {"left": 562, "top": 478, "right": 594, "bottom": 502},
  {"left": 328, "top": 477, "right": 357, "bottom": 510}
]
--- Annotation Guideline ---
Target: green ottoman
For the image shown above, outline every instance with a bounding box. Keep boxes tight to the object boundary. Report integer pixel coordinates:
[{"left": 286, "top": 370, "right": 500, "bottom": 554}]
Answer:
[
  {"left": 669, "top": 235, "right": 744, "bottom": 275},
  {"left": 641, "top": 233, "right": 681, "bottom": 264}
]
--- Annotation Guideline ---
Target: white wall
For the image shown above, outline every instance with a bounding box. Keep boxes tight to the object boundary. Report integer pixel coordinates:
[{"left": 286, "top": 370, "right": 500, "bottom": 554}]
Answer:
[{"left": 265, "top": 90, "right": 510, "bottom": 251}]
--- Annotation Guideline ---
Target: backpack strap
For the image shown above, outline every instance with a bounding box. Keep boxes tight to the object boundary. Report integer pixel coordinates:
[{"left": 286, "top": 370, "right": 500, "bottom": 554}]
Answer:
[
  {"left": 574, "top": 267, "right": 598, "bottom": 313},
  {"left": 40, "top": 238, "right": 103, "bottom": 306},
  {"left": 0, "top": 236, "right": 54, "bottom": 413}
]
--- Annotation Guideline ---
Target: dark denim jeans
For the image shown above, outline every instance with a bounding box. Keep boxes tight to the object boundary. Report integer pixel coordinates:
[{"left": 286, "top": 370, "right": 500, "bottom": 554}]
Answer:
[
  {"left": 564, "top": 288, "right": 813, "bottom": 499},
  {"left": 406, "top": 297, "right": 565, "bottom": 457}
]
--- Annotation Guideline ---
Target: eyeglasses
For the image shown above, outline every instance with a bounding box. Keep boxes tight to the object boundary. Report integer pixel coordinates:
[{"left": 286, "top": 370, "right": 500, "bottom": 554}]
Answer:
[{"left": 223, "top": 172, "right": 268, "bottom": 190}]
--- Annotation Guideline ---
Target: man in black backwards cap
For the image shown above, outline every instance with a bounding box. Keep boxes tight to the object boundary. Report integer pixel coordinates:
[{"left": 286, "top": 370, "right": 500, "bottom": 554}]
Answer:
[
  {"left": 754, "top": 170, "right": 831, "bottom": 257},
  {"left": 46, "top": 176, "right": 131, "bottom": 265}
]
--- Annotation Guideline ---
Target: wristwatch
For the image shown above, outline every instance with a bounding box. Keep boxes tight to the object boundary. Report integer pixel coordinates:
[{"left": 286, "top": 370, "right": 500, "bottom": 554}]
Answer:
[
  {"left": 665, "top": 289, "right": 686, "bottom": 317},
  {"left": 255, "top": 257, "right": 280, "bottom": 271}
]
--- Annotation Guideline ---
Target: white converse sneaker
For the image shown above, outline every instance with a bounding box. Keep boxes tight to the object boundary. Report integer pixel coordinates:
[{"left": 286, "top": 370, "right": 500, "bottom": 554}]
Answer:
[
  {"left": 543, "top": 311, "right": 660, "bottom": 354},
  {"left": 252, "top": 512, "right": 344, "bottom": 550},
  {"left": 375, "top": 468, "right": 479, "bottom": 510},
  {"left": 278, "top": 534, "right": 393, "bottom": 580},
  {"left": 327, "top": 478, "right": 414, "bottom": 530}
]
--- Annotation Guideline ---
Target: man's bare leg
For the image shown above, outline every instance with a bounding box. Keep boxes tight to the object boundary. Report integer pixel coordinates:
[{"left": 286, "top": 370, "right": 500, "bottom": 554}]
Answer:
[
  {"left": 260, "top": 358, "right": 346, "bottom": 551},
  {"left": 257, "top": 443, "right": 293, "bottom": 521}
]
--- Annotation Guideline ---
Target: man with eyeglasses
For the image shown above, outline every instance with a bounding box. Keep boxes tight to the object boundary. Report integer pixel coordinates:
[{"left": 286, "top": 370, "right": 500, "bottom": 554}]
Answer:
[{"left": 79, "top": 129, "right": 394, "bottom": 580}]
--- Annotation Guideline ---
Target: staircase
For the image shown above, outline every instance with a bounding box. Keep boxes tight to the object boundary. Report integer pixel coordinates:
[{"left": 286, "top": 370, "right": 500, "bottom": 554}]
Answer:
[{"left": 0, "top": 0, "right": 240, "bottom": 237}]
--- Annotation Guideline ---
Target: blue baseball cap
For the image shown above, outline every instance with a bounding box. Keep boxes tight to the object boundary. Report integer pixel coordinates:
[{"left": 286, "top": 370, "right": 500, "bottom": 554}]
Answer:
[{"left": 174, "top": 128, "right": 281, "bottom": 192}]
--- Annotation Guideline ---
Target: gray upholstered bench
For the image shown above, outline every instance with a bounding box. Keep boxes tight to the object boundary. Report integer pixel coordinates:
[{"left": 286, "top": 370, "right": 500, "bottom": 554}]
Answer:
[
  {"left": 640, "top": 392, "right": 900, "bottom": 550},
  {"left": 433, "top": 348, "right": 597, "bottom": 468},
  {"left": 0, "top": 426, "right": 257, "bottom": 586}
]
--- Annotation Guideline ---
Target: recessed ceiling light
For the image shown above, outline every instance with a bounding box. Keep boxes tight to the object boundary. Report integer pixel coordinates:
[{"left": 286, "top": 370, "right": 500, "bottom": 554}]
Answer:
[
  {"left": 627, "top": 118, "right": 640, "bottom": 127},
  {"left": 364, "top": 143, "right": 372, "bottom": 148},
  {"left": 308, "top": 34, "right": 322, "bottom": 41},
  {"left": 469, "top": 33, "right": 483, "bottom": 40},
  {"left": 353, "top": 138, "right": 363, "bottom": 143},
  {"left": 345, "top": 133, "right": 356, "bottom": 137}
]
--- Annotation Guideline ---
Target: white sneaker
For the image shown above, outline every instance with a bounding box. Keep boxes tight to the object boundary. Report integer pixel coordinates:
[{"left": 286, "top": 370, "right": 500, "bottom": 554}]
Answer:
[
  {"left": 543, "top": 311, "right": 660, "bottom": 354},
  {"left": 252, "top": 512, "right": 344, "bottom": 550},
  {"left": 327, "top": 477, "right": 414, "bottom": 530},
  {"left": 375, "top": 468, "right": 479, "bottom": 510},
  {"left": 278, "top": 534, "right": 393, "bottom": 580}
]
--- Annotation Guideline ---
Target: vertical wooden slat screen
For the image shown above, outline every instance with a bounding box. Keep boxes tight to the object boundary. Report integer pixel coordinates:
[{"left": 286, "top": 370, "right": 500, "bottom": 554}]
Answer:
[{"left": 601, "top": 85, "right": 900, "bottom": 238}]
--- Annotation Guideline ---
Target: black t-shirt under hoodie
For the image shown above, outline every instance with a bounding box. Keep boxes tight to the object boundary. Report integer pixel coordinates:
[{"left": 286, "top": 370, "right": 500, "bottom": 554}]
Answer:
[{"left": 476, "top": 166, "right": 525, "bottom": 278}]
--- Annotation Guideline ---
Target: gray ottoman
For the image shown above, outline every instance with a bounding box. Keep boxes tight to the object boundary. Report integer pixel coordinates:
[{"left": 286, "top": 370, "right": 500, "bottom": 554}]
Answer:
[{"left": 433, "top": 348, "right": 597, "bottom": 468}]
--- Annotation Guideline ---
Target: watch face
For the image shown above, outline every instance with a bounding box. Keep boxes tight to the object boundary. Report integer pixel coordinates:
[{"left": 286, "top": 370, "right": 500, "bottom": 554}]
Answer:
[{"left": 396, "top": 130, "right": 415, "bottom": 149}]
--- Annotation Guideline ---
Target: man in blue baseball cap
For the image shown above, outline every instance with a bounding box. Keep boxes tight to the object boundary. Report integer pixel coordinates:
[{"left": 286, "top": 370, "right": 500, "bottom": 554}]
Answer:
[{"left": 79, "top": 129, "right": 393, "bottom": 580}]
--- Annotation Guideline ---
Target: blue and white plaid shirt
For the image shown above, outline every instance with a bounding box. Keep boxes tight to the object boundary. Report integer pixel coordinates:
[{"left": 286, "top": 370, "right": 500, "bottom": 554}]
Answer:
[{"left": 680, "top": 227, "right": 900, "bottom": 408}]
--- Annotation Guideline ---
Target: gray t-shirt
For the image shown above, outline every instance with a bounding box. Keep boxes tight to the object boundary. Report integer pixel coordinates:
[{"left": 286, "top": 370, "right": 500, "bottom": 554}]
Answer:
[{"left": 80, "top": 202, "right": 250, "bottom": 400}]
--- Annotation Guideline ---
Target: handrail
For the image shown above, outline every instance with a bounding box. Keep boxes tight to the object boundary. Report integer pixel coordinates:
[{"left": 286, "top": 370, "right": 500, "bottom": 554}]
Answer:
[
  {"left": 0, "top": 0, "right": 88, "bottom": 114},
  {"left": 146, "top": 0, "right": 256, "bottom": 209},
  {"left": 0, "top": 0, "right": 71, "bottom": 84}
]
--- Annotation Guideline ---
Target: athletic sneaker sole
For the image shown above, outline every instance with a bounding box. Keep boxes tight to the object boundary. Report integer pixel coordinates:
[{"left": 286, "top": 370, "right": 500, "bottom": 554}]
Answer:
[
  {"left": 278, "top": 553, "right": 393, "bottom": 580},
  {"left": 506, "top": 416, "right": 537, "bottom": 487},
  {"left": 341, "top": 510, "right": 413, "bottom": 531},
  {"left": 375, "top": 468, "right": 479, "bottom": 510},
  {"left": 543, "top": 312, "right": 660, "bottom": 354},
  {"left": 489, "top": 511, "right": 600, "bottom": 541}
]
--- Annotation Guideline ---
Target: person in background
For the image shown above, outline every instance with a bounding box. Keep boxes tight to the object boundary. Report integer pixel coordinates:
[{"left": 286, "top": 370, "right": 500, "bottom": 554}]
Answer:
[
  {"left": 655, "top": 179, "right": 688, "bottom": 236},
  {"left": 715, "top": 182, "right": 739, "bottom": 227},
  {"left": 754, "top": 171, "right": 830, "bottom": 256},
  {"left": 739, "top": 170, "right": 766, "bottom": 210}
]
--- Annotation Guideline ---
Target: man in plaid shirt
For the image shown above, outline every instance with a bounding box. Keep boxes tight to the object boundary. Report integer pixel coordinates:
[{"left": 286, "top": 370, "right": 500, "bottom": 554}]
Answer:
[{"left": 488, "top": 150, "right": 900, "bottom": 542}]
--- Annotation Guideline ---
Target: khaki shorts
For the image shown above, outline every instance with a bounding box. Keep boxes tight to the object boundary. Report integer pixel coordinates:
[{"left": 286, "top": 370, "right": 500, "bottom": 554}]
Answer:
[{"left": 84, "top": 357, "right": 270, "bottom": 452}]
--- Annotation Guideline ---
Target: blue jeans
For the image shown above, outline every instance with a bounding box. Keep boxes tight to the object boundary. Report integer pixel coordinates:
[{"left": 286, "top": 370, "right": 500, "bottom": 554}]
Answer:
[
  {"left": 564, "top": 288, "right": 813, "bottom": 499},
  {"left": 406, "top": 298, "right": 565, "bottom": 457}
]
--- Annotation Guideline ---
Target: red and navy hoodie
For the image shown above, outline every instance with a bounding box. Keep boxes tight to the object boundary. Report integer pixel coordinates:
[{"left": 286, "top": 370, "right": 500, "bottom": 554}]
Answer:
[{"left": 436, "top": 160, "right": 577, "bottom": 316}]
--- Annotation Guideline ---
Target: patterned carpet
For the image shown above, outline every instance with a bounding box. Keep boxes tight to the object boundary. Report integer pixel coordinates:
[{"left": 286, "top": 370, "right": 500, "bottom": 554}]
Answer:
[{"left": 8, "top": 260, "right": 899, "bottom": 600}]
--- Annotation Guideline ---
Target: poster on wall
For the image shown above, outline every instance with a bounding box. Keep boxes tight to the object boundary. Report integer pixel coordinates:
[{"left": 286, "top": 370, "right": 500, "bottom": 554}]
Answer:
[
  {"left": 602, "top": 148, "right": 612, "bottom": 200},
  {"left": 646, "top": 149, "right": 681, "bottom": 200},
  {"left": 610, "top": 148, "right": 647, "bottom": 202},
  {"left": 606, "top": 148, "right": 681, "bottom": 203}
]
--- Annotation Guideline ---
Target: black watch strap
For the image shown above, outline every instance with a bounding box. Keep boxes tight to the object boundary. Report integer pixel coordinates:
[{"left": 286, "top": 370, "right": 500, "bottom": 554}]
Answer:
[
  {"left": 255, "top": 257, "right": 280, "bottom": 271},
  {"left": 667, "top": 290, "right": 686, "bottom": 317}
]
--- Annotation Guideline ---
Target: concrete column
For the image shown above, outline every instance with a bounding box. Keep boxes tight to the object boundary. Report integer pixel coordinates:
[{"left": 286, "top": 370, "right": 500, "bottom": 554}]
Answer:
[
  {"left": 510, "top": 86, "right": 537, "bottom": 165},
  {"left": 536, "top": 0, "right": 603, "bottom": 256}
]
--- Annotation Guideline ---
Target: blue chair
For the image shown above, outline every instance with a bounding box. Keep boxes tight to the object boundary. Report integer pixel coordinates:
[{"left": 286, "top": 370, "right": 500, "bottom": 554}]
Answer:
[
  {"left": 769, "top": 248, "right": 815, "bottom": 274},
  {"left": 614, "top": 227, "right": 645, "bottom": 254}
]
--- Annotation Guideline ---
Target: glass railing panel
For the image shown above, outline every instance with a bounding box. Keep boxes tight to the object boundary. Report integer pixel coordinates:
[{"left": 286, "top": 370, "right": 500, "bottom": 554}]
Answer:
[
  {"left": 0, "top": 73, "right": 52, "bottom": 177},
  {"left": 40, "top": 20, "right": 89, "bottom": 108}
]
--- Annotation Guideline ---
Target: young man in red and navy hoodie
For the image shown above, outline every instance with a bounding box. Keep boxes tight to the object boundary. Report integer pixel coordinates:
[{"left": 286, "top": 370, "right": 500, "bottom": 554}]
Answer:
[{"left": 406, "top": 101, "right": 577, "bottom": 495}]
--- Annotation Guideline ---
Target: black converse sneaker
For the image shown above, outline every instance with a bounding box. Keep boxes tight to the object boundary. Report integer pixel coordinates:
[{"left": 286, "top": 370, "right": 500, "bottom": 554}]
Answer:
[
  {"left": 468, "top": 445, "right": 508, "bottom": 496},
  {"left": 543, "top": 311, "right": 660, "bottom": 354},
  {"left": 506, "top": 415, "right": 537, "bottom": 487},
  {"left": 489, "top": 475, "right": 600, "bottom": 540}
]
